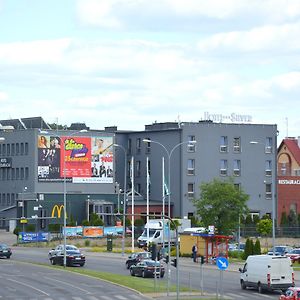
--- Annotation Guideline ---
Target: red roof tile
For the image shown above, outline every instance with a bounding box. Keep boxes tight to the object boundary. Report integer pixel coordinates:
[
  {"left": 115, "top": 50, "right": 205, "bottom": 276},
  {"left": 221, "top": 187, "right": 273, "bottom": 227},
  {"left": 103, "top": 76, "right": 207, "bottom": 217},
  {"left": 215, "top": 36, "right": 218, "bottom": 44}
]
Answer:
[{"left": 278, "top": 138, "right": 300, "bottom": 166}]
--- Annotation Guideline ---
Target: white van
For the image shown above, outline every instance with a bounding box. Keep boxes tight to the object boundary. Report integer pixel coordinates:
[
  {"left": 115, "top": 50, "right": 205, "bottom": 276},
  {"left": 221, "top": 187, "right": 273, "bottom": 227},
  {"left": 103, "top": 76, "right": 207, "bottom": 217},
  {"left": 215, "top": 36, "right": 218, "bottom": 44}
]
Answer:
[{"left": 239, "top": 255, "right": 294, "bottom": 293}]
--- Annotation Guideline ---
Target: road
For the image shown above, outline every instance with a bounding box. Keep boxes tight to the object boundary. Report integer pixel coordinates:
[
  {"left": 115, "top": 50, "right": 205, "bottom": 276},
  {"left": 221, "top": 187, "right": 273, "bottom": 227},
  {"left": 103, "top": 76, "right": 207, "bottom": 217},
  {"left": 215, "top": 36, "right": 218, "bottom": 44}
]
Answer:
[
  {"left": 0, "top": 258, "right": 149, "bottom": 300},
  {"left": 9, "top": 246, "right": 298, "bottom": 299}
]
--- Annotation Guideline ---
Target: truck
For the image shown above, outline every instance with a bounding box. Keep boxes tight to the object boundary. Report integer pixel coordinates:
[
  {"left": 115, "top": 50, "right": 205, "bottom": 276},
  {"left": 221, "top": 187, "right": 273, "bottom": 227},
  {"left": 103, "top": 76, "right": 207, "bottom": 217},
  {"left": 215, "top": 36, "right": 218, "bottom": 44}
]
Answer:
[
  {"left": 239, "top": 255, "right": 294, "bottom": 293},
  {"left": 137, "top": 218, "right": 190, "bottom": 248}
]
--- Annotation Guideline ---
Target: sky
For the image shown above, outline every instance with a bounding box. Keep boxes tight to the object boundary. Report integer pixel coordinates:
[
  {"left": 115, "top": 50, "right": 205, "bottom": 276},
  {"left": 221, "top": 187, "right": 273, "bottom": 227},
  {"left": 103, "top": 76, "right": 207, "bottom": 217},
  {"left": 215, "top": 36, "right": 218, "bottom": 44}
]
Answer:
[{"left": 0, "top": 0, "right": 299, "bottom": 143}]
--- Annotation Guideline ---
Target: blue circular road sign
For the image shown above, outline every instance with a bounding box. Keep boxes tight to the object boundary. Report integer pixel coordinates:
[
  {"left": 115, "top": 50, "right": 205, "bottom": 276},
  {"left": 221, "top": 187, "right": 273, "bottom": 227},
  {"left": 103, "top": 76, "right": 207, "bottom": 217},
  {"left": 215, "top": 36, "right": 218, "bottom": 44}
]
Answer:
[{"left": 216, "top": 257, "right": 229, "bottom": 270}]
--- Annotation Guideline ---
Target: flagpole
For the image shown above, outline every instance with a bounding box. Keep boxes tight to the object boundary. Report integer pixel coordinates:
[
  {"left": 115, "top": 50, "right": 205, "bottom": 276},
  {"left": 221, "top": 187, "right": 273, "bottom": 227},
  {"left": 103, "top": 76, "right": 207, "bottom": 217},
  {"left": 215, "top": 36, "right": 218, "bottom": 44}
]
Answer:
[
  {"left": 146, "top": 157, "right": 150, "bottom": 249},
  {"left": 131, "top": 156, "right": 135, "bottom": 253},
  {"left": 162, "top": 157, "right": 165, "bottom": 252}
]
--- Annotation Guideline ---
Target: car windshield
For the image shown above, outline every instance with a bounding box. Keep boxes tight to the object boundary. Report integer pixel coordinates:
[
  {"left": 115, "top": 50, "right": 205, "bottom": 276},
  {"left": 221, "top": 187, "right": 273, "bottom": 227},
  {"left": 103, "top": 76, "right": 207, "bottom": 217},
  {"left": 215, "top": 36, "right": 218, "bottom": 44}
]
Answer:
[
  {"left": 65, "top": 245, "right": 79, "bottom": 251},
  {"left": 0, "top": 244, "right": 8, "bottom": 249},
  {"left": 141, "top": 229, "right": 157, "bottom": 237},
  {"left": 292, "top": 249, "right": 300, "bottom": 254},
  {"left": 145, "top": 260, "right": 161, "bottom": 267}
]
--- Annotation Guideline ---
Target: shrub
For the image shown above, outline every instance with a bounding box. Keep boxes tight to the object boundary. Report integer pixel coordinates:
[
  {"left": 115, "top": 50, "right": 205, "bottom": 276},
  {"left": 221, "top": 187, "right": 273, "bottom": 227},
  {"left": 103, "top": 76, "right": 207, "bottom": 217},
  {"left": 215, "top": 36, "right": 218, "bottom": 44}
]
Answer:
[
  {"left": 84, "top": 239, "right": 91, "bottom": 247},
  {"left": 253, "top": 239, "right": 261, "bottom": 255}
]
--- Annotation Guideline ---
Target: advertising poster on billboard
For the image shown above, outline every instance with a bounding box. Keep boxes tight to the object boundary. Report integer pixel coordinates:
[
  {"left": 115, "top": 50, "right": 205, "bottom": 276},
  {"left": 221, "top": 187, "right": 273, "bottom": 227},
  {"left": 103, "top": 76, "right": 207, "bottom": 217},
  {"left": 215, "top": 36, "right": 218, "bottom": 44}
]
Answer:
[{"left": 37, "top": 135, "right": 114, "bottom": 183}]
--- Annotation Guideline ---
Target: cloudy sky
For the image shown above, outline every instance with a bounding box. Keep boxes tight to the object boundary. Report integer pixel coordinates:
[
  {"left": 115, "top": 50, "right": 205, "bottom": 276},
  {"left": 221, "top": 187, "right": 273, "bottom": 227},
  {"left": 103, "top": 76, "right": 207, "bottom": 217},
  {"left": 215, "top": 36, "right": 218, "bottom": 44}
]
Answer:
[{"left": 0, "top": 0, "right": 299, "bottom": 143}]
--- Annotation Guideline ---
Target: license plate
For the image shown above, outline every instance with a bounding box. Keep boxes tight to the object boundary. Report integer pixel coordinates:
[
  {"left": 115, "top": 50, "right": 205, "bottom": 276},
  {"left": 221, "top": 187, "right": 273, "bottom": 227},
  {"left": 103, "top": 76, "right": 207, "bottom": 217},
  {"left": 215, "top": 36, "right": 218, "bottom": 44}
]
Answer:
[
  {"left": 3, "top": 250, "right": 8, "bottom": 253},
  {"left": 75, "top": 257, "right": 81, "bottom": 260}
]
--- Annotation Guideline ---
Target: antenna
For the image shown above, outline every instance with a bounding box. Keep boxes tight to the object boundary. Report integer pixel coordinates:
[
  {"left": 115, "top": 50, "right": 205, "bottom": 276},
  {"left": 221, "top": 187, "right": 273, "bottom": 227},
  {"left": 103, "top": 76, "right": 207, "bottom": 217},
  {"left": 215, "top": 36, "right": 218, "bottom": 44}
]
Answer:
[{"left": 285, "top": 117, "right": 288, "bottom": 138}]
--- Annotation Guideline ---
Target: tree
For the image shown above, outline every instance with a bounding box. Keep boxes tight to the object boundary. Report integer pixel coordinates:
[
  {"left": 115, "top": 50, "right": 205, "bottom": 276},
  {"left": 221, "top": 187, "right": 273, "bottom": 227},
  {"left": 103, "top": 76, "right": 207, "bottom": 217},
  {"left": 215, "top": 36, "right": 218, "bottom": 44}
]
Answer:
[
  {"left": 280, "top": 211, "right": 288, "bottom": 226},
  {"left": 242, "top": 238, "right": 254, "bottom": 260},
  {"left": 193, "top": 178, "right": 249, "bottom": 235},
  {"left": 256, "top": 218, "right": 272, "bottom": 250},
  {"left": 253, "top": 239, "right": 261, "bottom": 255}
]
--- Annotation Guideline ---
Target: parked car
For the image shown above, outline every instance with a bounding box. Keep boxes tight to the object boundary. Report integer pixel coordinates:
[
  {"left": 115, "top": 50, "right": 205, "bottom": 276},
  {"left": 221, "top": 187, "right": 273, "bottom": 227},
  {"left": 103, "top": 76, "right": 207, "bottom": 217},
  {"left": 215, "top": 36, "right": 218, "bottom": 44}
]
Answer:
[
  {"left": 286, "top": 248, "right": 300, "bottom": 263},
  {"left": 0, "top": 243, "right": 12, "bottom": 259},
  {"left": 125, "top": 251, "right": 151, "bottom": 269},
  {"left": 268, "top": 246, "right": 293, "bottom": 256},
  {"left": 48, "top": 244, "right": 85, "bottom": 267},
  {"left": 279, "top": 287, "right": 300, "bottom": 299},
  {"left": 129, "top": 259, "right": 165, "bottom": 278}
]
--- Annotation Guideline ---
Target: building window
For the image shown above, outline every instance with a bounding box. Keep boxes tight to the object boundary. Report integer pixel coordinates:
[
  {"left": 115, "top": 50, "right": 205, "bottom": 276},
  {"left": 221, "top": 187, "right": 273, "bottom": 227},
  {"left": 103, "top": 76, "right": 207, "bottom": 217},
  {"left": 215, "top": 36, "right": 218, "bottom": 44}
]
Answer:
[
  {"left": 220, "top": 136, "right": 228, "bottom": 152},
  {"left": 11, "top": 193, "right": 15, "bottom": 205},
  {"left": 2, "top": 144, "right": 6, "bottom": 155},
  {"left": 16, "top": 168, "right": 20, "bottom": 180},
  {"left": 21, "top": 143, "right": 24, "bottom": 155},
  {"left": 234, "top": 183, "right": 241, "bottom": 191},
  {"left": 25, "top": 167, "right": 29, "bottom": 180},
  {"left": 265, "top": 137, "right": 272, "bottom": 153},
  {"left": 7, "top": 144, "right": 10, "bottom": 156},
  {"left": 265, "top": 160, "right": 272, "bottom": 176},
  {"left": 187, "top": 183, "right": 195, "bottom": 198},
  {"left": 136, "top": 138, "right": 141, "bottom": 154},
  {"left": 136, "top": 160, "right": 141, "bottom": 177},
  {"left": 7, "top": 193, "right": 10, "bottom": 206},
  {"left": 21, "top": 167, "right": 24, "bottom": 180},
  {"left": 12, "top": 168, "right": 15, "bottom": 180},
  {"left": 25, "top": 142, "right": 29, "bottom": 155},
  {"left": 127, "top": 138, "right": 132, "bottom": 155},
  {"left": 233, "top": 160, "right": 241, "bottom": 176},
  {"left": 220, "top": 159, "right": 228, "bottom": 176},
  {"left": 265, "top": 183, "right": 272, "bottom": 199},
  {"left": 145, "top": 138, "right": 151, "bottom": 154},
  {"left": 136, "top": 183, "right": 141, "bottom": 193},
  {"left": 233, "top": 137, "right": 241, "bottom": 153},
  {"left": 16, "top": 143, "right": 20, "bottom": 155},
  {"left": 295, "top": 169, "right": 300, "bottom": 176},
  {"left": 11, "top": 143, "right": 15, "bottom": 156},
  {"left": 187, "top": 159, "right": 195, "bottom": 175},
  {"left": 187, "top": 135, "right": 196, "bottom": 152},
  {"left": 281, "top": 162, "right": 287, "bottom": 175}
]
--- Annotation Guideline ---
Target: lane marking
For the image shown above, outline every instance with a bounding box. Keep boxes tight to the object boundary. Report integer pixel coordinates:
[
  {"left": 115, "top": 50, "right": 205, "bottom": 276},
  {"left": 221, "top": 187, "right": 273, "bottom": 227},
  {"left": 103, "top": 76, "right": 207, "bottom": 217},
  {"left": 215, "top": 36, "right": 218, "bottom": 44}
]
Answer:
[{"left": 6, "top": 278, "right": 50, "bottom": 296}]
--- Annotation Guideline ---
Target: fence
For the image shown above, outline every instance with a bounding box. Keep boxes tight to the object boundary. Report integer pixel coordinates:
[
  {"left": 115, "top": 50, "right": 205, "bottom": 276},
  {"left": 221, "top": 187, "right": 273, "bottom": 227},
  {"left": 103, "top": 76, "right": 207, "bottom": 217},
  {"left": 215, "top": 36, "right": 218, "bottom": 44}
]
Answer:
[{"left": 240, "top": 226, "right": 300, "bottom": 238}]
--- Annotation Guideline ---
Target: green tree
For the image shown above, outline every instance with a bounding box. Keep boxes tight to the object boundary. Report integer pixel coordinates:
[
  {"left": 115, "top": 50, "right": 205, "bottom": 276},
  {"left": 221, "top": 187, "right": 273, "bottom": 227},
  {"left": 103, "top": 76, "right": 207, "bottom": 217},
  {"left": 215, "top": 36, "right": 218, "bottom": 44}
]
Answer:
[
  {"left": 256, "top": 218, "right": 272, "bottom": 250},
  {"left": 288, "top": 210, "right": 298, "bottom": 227},
  {"left": 242, "top": 238, "right": 254, "bottom": 260},
  {"left": 193, "top": 178, "right": 249, "bottom": 235},
  {"left": 90, "top": 213, "right": 104, "bottom": 226},
  {"left": 253, "top": 239, "right": 261, "bottom": 255},
  {"left": 280, "top": 211, "right": 288, "bottom": 226}
]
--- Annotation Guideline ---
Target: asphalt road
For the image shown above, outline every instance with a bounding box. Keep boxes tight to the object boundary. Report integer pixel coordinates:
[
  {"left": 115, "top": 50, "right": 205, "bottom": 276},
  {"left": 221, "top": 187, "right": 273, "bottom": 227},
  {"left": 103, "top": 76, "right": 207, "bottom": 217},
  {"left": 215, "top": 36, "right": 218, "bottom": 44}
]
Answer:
[
  {"left": 0, "top": 258, "right": 151, "bottom": 300},
  {"left": 9, "top": 246, "right": 296, "bottom": 300}
]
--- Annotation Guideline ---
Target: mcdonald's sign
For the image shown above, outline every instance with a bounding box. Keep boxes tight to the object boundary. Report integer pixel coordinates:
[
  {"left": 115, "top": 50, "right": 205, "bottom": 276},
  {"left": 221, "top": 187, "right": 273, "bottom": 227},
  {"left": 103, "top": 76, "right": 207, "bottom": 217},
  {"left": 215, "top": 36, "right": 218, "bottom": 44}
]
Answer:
[{"left": 51, "top": 205, "right": 67, "bottom": 218}]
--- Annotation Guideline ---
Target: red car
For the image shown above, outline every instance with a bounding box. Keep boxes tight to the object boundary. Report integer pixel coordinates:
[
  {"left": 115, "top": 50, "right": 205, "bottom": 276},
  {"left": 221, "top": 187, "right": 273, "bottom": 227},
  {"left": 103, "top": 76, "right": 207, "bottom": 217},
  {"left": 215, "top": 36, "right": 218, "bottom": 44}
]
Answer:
[
  {"left": 280, "top": 287, "right": 300, "bottom": 299},
  {"left": 286, "top": 249, "right": 300, "bottom": 263}
]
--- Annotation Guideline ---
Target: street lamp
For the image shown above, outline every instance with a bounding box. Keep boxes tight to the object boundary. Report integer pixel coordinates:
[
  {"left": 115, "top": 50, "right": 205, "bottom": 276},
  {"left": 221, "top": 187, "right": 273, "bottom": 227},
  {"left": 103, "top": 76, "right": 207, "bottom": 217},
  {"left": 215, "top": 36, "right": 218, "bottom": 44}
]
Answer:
[
  {"left": 250, "top": 140, "right": 276, "bottom": 251},
  {"left": 113, "top": 143, "right": 127, "bottom": 257},
  {"left": 142, "top": 138, "right": 197, "bottom": 294},
  {"left": 41, "top": 129, "right": 88, "bottom": 267}
]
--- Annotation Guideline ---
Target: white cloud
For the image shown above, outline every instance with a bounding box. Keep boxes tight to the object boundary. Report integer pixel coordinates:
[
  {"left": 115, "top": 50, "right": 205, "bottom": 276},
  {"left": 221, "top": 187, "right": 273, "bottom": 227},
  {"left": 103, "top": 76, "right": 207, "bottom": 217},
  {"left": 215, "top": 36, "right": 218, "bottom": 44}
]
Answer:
[
  {"left": 0, "top": 39, "right": 71, "bottom": 65},
  {"left": 0, "top": 91, "right": 8, "bottom": 102},
  {"left": 76, "top": 0, "right": 300, "bottom": 30},
  {"left": 197, "top": 22, "right": 300, "bottom": 53}
]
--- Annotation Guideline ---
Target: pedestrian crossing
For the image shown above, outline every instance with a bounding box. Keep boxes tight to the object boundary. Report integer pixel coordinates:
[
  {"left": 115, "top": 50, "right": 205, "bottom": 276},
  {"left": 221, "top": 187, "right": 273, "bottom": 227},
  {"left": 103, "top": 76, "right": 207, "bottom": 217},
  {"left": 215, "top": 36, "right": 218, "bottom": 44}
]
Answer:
[{"left": 219, "top": 292, "right": 280, "bottom": 299}]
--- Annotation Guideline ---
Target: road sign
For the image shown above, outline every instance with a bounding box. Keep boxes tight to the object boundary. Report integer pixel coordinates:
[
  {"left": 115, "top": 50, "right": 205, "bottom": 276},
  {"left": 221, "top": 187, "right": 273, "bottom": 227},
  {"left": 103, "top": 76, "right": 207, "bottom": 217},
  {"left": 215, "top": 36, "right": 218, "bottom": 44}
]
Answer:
[
  {"left": 20, "top": 218, "right": 28, "bottom": 224},
  {"left": 216, "top": 257, "right": 229, "bottom": 270}
]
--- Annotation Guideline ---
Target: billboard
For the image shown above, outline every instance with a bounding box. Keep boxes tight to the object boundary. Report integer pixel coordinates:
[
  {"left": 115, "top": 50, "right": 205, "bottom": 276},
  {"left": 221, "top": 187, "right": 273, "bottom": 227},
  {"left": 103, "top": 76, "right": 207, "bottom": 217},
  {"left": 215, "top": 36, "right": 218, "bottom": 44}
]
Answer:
[{"left": 38, "top": 135, "right": 113, "bottom": 183}]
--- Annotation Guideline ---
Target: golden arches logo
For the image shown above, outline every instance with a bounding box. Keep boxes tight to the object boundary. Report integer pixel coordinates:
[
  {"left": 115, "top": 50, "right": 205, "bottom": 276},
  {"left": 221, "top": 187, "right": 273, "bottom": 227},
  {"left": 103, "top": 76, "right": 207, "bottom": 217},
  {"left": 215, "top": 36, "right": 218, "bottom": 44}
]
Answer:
[{"left": 51, "top": 205, "right": 67, "bottom": 218}]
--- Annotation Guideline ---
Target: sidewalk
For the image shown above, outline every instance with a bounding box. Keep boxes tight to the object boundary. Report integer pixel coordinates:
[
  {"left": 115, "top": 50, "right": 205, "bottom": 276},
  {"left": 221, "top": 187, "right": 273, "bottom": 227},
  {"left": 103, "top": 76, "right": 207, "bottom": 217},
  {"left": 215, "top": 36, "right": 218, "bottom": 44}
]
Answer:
[{"left": 0, "top": 229, "right": 16, "bottom": 246}]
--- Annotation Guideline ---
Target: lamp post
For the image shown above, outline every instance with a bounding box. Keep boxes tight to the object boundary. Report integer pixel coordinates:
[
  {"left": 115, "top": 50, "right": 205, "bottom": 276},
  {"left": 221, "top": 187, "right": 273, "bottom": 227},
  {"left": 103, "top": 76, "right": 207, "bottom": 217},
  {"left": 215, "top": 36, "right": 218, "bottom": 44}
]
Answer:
[
  {"left": 113, "top": 143, "right": 127, "bottom": 256},
  {"left": 142, "top": 138, "right": 196, "bottom": 294},
  {"left": 41, "top": 129, "right": 88, "bottom": 267},
  {"left": 250, "top": 140, "right": 276, "bottom": 251}
]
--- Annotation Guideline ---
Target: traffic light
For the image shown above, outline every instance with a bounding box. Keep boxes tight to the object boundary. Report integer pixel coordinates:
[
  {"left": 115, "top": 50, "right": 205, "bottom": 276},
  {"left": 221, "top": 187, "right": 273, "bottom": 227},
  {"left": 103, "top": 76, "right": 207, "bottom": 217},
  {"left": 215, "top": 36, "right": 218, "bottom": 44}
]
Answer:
[
  {"left": 171, "top": 258, "right": 177, "bottom": 268},
  {"left": 200, "top": 255, "right": 205, "bottom": 265},
  {"left": 164, "top": 255, "right": 169, "bottom": 264}
]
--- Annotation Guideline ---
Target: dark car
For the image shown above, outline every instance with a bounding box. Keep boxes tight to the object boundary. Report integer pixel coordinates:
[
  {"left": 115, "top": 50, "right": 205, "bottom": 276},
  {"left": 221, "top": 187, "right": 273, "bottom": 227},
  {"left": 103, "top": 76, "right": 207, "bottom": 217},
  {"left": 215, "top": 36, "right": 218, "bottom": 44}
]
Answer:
[
  {"left": 48, "top": 244, "right": 85, "bottom": 267},
  {"left": 125, "top": 251, "right": 151, "bottom": 269},
  {"left": 129, "top": 259, "right": 165, "bottom": 278},
  {"left": 0, "top": 243, "right": 12, "bottom": 259},
  {"left": 268, "top": 245, "right": 293, "bottom": 256}
]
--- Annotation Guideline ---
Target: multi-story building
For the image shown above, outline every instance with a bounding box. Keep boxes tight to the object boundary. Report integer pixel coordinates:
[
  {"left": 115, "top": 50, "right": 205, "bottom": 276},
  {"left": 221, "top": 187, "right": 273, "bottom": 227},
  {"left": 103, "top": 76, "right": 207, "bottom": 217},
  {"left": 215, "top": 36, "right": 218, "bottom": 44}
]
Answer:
[
  {"left": 114, "top": 121, "right": 278, "bottom": 221},
  {"left": 0, "top": 117, "right": 118, "bottom": 230},
  {"left": 0, "top": 117, "right": 278, "bottom": 231},
  {"left": 277, "top": 137, "right": 300, "bottom": 224}
]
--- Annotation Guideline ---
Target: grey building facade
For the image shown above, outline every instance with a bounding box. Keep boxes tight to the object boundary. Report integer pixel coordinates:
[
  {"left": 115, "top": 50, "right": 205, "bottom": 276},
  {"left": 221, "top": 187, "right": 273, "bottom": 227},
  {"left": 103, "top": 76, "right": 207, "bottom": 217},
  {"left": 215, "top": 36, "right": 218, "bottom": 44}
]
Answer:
[
  {"left": 0, "top": 117, "right": 277, "bottom": 231},
  {"left": 114, "top": 121, "right": 278, "bottom": 220}
]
